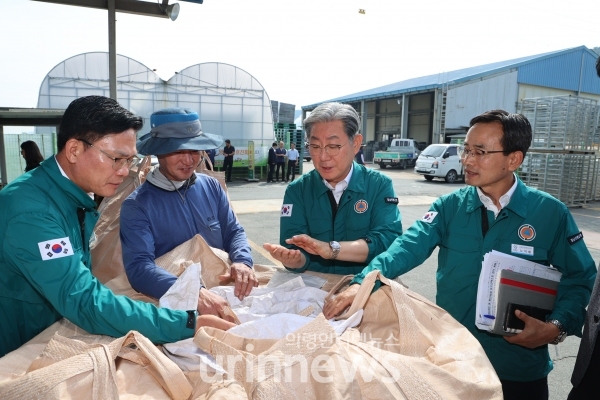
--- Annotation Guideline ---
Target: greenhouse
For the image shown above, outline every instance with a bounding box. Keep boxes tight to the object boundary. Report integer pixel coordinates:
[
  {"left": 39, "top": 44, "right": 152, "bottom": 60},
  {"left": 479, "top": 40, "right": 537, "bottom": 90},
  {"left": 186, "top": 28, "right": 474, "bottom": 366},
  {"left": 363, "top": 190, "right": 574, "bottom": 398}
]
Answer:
[{"left": 2, "top": 52, "right": 275, "bottom": 184}]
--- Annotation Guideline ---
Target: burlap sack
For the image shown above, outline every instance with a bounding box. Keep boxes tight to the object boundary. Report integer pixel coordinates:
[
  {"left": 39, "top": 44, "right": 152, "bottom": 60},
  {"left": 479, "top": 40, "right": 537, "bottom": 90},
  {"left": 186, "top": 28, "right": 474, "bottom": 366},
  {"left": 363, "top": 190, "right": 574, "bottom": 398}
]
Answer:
[
  {"left": 0, "top": 321, "right": 191, "bottom": 400},
  {"left": 104, "top": 234, "right": 279, "bottom": 305},
  {"left": 197, "top": 151, "right": 227, "bottom": 192},
  {"left": 194, "top": 270, "right": 503, "bottom": 400}
]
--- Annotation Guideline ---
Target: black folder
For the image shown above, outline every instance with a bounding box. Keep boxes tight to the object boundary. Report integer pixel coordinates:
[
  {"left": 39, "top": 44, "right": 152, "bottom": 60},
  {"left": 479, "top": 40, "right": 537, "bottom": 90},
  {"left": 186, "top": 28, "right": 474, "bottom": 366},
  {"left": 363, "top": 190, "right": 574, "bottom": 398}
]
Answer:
[{"left": 490, "top": 269, "right": 558, "bottom": 336}]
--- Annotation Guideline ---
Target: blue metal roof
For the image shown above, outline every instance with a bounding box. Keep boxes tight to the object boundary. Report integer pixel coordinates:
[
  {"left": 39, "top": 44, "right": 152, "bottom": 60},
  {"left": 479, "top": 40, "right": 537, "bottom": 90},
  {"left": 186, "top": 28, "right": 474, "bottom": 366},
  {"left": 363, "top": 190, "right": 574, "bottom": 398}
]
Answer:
[{"left": 302, "top": 46, "right": 600, "bottom": 110}]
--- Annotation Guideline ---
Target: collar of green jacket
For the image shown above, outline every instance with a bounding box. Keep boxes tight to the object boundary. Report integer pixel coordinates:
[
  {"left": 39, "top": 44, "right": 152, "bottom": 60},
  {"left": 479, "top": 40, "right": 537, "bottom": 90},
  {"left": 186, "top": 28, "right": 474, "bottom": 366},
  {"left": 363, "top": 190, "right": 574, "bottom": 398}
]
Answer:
[
  {"left": 40, "top": 156, "right": 98, "bottom": 210},
  {"left": 465, "top": 176, "right": 528, "bottom": 218},
  {"left": 311, "top": 162, "right": 366, "bottom": 199}
]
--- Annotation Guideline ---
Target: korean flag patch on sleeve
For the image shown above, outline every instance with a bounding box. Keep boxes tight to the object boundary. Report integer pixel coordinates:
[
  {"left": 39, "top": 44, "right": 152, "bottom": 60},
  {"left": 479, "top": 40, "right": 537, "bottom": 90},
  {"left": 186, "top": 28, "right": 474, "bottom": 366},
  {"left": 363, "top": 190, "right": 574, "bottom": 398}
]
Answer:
[
  {"left": 38, "top": 237, "right": 74, "bottom": 261},
  {"left": 421, "top": 211, "right": 438, "bottom": 223},
  {"left": 281, "top": 204, "right": 293, "bottom": 217}
]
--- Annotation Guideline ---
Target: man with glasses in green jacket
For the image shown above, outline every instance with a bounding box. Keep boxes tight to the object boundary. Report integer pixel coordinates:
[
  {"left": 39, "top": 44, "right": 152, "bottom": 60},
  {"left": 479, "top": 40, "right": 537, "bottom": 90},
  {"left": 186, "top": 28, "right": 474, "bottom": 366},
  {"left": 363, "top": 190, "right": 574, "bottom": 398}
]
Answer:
[
  {"left": 0, "top": 96, "right": 233, "bottom": 358},
  {"left": 324, "top": 109, "right": 596, "bottom": 400},
  {"left": 263, "top": 102, "right": 403, "bottom": 275}
]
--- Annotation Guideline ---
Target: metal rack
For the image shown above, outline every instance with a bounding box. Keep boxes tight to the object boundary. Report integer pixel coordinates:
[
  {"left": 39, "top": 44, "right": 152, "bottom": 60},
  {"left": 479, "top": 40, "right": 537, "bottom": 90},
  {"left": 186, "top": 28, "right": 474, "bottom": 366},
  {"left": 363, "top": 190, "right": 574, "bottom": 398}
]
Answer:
[
  {"left": 520, "top": 96, "right": 598, "bottom": 151},
  {"left": 518, "top": 96, "right": 600, "bottom": 206},
  {"left": 519, "top": 151, "right": 600, "bottom": 206}
]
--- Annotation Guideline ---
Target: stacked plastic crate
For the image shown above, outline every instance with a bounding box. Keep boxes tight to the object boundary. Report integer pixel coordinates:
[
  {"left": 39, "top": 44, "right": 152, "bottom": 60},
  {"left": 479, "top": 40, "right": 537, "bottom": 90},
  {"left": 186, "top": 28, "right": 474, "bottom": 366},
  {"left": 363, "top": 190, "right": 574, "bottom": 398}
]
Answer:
[{"left": 518, "top": 96, "right": 600, "bottom": 206}]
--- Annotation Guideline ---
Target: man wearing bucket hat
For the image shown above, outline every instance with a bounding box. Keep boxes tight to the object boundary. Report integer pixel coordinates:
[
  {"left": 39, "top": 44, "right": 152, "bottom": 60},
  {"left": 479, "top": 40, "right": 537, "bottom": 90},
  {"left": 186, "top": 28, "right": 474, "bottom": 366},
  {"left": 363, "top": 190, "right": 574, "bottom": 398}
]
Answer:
[{"left": 120, "top": 108, "right": 257, "bottom": 322}]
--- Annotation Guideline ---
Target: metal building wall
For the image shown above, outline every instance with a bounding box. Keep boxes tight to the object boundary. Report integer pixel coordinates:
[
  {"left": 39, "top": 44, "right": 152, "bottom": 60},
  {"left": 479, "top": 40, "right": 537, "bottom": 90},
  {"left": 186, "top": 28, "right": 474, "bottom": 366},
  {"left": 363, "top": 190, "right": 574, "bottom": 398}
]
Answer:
[
  {"left": 445, "top": 71, "right": 519, "bottom": 129},
  {"left": 517, "top": 49, "right": 600, "bottom": 95}
]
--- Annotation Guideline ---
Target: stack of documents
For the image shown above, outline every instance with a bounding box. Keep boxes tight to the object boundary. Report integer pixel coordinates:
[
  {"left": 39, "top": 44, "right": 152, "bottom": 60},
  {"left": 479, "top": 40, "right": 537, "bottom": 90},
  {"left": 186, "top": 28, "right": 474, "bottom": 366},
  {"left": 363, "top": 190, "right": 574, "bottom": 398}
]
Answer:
[{"left": 475, "top": 251, "right": 562, "bottom": 335}]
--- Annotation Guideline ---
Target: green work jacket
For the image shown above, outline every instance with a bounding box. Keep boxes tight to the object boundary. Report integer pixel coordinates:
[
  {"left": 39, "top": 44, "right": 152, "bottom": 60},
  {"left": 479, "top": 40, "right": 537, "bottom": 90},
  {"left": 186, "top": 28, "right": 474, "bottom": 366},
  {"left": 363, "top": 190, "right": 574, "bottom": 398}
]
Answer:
[
  {"left": 0, "top": 157, "right": 194, "bottom": 357},
  {"left": 280, "top": 162, "right": 403, "bottom": 275},
  {"left": 353, "top": 179, "right": 596, "bottom": 381}
]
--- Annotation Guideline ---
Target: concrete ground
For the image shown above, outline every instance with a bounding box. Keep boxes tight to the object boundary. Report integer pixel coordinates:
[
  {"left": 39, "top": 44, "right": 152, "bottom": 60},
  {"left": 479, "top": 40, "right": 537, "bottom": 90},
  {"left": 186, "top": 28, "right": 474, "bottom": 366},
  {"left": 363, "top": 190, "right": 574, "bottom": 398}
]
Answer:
[{"left": 226, "top": 161, "right": 600, "bottom": 399}]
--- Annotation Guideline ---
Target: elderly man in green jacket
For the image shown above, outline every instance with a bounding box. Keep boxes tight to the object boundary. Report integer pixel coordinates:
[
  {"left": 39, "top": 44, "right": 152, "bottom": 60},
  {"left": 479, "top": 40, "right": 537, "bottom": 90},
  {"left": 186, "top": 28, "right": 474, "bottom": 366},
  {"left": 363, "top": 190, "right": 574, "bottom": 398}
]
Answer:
[
  {"left": 324, "top": 109, "right": 596, "bottom": 400},
  {"left": 263, "top": 102, "right": 403, "bottom": 275},
  {"left": 0, "top": 96, "right": 233, "bottom": 358}
]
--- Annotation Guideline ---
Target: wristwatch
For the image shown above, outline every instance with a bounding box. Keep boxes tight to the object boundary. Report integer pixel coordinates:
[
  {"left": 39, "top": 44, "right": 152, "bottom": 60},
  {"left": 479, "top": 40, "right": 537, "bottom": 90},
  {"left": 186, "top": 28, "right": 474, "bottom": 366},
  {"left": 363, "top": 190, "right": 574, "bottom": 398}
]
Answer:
[
  {"left": 329, "top": 241, "right": 341, "bottom": 260},
  {"left": 547, "top": 319, "right": 567, "bottom": 344},
  {"left": 186, "top": 310, "right": 197, "bottom": 329}
]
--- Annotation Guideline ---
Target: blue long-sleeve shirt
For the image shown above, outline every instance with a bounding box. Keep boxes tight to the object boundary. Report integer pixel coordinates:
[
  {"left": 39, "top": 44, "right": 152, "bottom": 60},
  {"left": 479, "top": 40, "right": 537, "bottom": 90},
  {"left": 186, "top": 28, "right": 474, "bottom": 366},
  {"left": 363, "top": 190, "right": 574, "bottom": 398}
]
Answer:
[{"left": 120, "top": 174, "right": 253, "bottom": 299}]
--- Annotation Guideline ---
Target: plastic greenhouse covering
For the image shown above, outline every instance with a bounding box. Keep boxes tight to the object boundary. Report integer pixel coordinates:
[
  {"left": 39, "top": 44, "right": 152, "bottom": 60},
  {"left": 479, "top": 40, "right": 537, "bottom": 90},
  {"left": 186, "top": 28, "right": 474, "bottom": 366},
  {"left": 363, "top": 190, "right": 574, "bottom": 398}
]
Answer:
[{"left": 34, "top": 52, "right": 274, "bottom": 168}]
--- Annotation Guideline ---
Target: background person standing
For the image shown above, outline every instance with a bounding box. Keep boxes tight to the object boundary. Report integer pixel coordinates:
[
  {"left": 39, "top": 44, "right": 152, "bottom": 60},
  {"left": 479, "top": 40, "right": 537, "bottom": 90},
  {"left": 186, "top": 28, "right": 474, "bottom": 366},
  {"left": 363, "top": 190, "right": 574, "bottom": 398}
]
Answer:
[
  {"left": 275, "top": 140, "right": 286, "bottom": 182},
  {"left": 355, "top": 144, "right": 365, "bottom": 165},
  {"left": 204, "top": 148, "right": 216, "bottom": 170},
  {"left": 20, "top": 140, "right": 44, "bottom": 172},
  {"left": 286, "top": 142, "right": 299, "bottom": 182},
  {"left": 267, "top": 142, "right": 277, "bottom": 183},
  {"left": 222, "top": 139, "right": 235, "bottom": 182}
]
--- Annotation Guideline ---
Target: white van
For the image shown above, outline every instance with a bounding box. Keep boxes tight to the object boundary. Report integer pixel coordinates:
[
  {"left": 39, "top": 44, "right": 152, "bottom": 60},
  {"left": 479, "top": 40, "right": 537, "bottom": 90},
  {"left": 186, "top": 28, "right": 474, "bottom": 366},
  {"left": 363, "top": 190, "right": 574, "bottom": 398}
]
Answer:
[{"left": 414, "top": 144, "right": 464, "bottom": 183}]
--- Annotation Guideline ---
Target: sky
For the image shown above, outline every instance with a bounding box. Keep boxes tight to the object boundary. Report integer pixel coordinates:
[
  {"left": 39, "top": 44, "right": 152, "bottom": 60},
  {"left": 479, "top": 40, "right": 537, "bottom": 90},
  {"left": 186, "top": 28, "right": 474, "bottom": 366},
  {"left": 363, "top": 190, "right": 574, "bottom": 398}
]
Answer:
[{"left": 1, "top": 0, "right": 599, "bottom": 133}]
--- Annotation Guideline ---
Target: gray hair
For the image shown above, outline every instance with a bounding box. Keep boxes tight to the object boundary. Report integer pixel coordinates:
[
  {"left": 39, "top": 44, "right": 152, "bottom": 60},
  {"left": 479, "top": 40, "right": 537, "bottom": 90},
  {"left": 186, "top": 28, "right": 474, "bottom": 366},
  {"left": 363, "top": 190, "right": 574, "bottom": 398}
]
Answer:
[{"left": 304, "top": 102, "right": 361, "bottom": 140}]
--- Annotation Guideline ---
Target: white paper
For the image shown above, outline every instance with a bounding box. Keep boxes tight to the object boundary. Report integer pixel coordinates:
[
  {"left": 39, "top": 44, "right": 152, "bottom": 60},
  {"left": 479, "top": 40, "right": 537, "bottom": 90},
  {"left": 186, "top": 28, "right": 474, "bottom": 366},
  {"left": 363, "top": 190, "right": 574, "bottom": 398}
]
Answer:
[
  {"left": 228, "top": 310, "right": 364, "bottom": 339},
  {"left": 159, "top": 263, "right": 200, "bottom": 311},
  {"left": 475, "top": 250, "right": 561, "bottom": 331},
  {"left": 266, "top": 269, "right": 328, "bottom": 289},
  {"left": 210, "top": 277, "right": 328, "bottom": 323},
  {"left": 159, "top": 263, "right": 225, "bottom": 372},
  {"left": 159, "top": 265, "right": 363, "bottom": 371}
]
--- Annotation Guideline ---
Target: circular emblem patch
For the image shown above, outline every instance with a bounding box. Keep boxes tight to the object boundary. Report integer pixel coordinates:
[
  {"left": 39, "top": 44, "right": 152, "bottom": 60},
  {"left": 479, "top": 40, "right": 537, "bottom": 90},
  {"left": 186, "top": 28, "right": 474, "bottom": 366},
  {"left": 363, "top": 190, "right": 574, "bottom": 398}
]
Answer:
[
  {"left": 518, "top": 224, "right": 536, "bottom": 241},
  {"left": 354, "top": 200, "right": 368, "bottom": 214},
  {"left": 51, "top": 244, "right": 63, "bottom": 253}
]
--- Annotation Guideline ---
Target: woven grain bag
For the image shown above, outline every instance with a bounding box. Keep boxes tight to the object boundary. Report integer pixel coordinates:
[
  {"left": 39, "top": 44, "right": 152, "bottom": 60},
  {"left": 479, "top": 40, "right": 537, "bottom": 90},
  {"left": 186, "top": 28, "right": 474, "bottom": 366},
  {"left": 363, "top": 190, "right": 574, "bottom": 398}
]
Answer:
[
  {"left": 327, "top": 270, "right": 503, "bottom": 400},
  {"left": 197, "top": 151, "right": 227, "bottom": 192},
  {"left": 0, "top": 328, "right": 191, "bottom": 400},
  {"left": 192, "top": 270, "right": 503, "bottom": 399},
  {"left": 194, "top": 313, "right": 447, "bottom": 399},
  {"left": 103, "top": 234, "right": 277, "bottom": 303}
]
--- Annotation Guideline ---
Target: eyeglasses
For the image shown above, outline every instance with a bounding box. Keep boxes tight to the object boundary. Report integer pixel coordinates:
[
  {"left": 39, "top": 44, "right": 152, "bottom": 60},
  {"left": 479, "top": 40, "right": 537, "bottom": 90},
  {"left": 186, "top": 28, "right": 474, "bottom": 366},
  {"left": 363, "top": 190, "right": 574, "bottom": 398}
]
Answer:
[
  {"left": 80, "top": 139, "right": 140, "bottom": 170},
  {"left": 457, "top": 145, "right": 506, "bottom": 159},
  {"left": 307, "top": 142, "right": 347, "bottom": 157}
]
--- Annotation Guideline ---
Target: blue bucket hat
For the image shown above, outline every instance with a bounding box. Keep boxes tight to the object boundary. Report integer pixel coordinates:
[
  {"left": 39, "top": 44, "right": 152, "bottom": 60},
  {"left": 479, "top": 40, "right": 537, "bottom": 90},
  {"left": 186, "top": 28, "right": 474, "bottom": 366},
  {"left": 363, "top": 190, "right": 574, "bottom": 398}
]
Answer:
[{"left": 137, "top": 108, "right": 223, "bottom": 156}]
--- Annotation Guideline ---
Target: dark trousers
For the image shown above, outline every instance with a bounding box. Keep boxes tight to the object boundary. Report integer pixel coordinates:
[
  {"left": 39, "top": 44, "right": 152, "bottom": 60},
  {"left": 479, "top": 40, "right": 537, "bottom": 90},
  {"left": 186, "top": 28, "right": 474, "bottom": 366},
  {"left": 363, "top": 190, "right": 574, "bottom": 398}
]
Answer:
[
  {"left": 268, "top": 163, "right": 275, "bottom": 182},
  {"left": 275, "top": 163, "right": 285, "bottom": 181},
  {"left": 568, "top": 334, "right": 600, "bottom": 400},
  {"left": 223, "top": 159, "right": 233, "bottom": 182},
  {"left": 286, "top": 160, "right": 297, "bottom": 181},
  {"left": 501, "top": 377, "right": 548, "bottom": 400}
]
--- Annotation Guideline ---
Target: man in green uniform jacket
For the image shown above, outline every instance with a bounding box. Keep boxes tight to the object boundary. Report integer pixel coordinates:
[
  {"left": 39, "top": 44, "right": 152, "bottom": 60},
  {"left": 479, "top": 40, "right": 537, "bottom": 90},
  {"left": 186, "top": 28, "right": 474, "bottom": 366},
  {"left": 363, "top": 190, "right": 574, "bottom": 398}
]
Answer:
[
  {"left": 263, "top": 102, "right": 402, "bottom": 275},
  {"left": 0, "top": 96, "right": 233, "bottom": 358},
  {"left": 324, "top": 109, "right": 596, "bottom": 400}
]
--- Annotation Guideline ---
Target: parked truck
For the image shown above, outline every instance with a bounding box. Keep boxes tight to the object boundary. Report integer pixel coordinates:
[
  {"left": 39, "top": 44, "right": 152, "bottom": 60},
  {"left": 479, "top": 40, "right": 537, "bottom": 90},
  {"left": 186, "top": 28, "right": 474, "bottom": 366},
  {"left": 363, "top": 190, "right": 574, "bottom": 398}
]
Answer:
[{"left": 373, "top": 138, "right": 421, "bottom": 169}]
